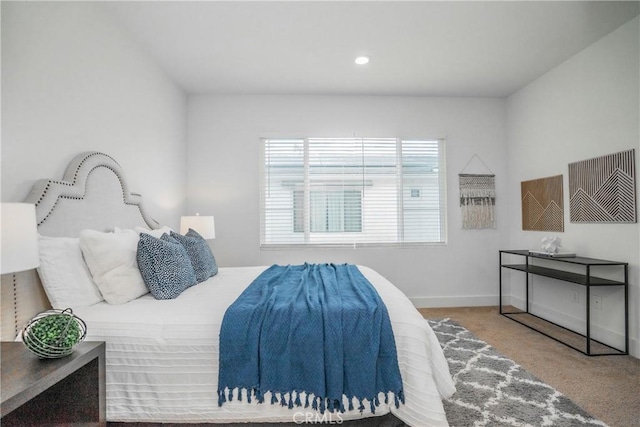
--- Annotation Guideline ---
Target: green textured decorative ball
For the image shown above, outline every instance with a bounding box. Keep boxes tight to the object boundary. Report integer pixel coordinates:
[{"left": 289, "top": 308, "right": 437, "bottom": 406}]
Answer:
[{"left": 22, "top": 309, "right": 87, "bottom": 358}]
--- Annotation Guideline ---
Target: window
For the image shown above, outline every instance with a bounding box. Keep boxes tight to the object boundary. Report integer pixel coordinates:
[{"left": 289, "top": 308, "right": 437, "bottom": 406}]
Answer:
[
  {"left": 294, "top": 189, "right": 362, "bottom": 233},
  {"left": 261, "top": 137, "right": 446, "bottom": 247}
]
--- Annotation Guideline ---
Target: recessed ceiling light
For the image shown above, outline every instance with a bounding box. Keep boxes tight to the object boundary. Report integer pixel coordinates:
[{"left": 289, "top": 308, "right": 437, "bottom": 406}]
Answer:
[{"left": 355, "top": 56, "right": 370, "bottom": 65}]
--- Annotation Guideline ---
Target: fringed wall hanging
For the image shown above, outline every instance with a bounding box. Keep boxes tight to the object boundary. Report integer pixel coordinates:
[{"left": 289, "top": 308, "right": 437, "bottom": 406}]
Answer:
[
  {"left": 569, "top": 149, "right": 636, "bottom": 223},
  {"left": 521, "top": 174, "right": 564, "bottom": 232},
  {"left": 459, "top": 154, "right": 496, "bottom": 229}
]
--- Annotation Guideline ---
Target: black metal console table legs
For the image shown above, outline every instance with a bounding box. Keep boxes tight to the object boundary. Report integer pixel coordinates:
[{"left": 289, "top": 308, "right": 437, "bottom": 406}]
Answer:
[{"left": 499, "top": 250, "right": 628, "bottom": 356}]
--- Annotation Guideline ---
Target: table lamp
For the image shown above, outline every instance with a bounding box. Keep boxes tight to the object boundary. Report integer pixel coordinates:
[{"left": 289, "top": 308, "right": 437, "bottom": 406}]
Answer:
[
  {"left": 1, "top": 203, "right": 40, "bottom": 275},
  {"left": 180, "top": 214, "right": 215, "bottom": 239}
]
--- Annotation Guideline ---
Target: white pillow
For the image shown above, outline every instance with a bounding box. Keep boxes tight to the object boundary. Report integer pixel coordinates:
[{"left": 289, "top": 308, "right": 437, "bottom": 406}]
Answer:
[
  {"left": 133, "top": 225, "right": 173, "bottom": 238},
  {"left": 37, "top": 236, "right": 103, "bottom": 310},
  {"left": 79, "top": 229, "right": 148, "bottom": 304}
]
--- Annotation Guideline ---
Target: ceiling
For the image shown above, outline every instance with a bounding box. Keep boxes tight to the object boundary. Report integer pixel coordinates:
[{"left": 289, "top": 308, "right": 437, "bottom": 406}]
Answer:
[{"left": 105, "top": 1, "right": 640, "bottom": 97}]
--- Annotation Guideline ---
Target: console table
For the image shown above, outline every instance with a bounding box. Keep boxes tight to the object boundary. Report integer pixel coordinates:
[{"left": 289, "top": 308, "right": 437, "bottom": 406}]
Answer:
[
  {"left": 1, "top": 341, "right": 106, "bottom": 426},
  {"left": 499, "top": 250, "right": 628, "bottom": 356}
]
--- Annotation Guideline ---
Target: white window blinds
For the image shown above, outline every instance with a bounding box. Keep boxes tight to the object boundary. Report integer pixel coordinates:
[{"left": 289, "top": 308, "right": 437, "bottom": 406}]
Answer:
[{"left": 261, "top": 137, "right": 446, "bottom": 247}]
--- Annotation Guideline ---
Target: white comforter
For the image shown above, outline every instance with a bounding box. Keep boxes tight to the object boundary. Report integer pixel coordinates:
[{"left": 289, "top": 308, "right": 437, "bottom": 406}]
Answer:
[{"left": 74, "top": 266, "right": 455, "bottom": 426}]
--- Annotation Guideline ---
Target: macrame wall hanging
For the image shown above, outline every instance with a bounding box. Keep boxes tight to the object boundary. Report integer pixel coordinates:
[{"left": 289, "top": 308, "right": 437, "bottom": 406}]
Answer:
[{"left": 459, "top": 154, "right": 496, "bottom": 229}]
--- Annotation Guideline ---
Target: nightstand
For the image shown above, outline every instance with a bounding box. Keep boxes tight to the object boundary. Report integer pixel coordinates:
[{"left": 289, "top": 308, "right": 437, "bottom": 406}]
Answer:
[{"left": 1, "top": 341, "right": 106, "bottom": 426}]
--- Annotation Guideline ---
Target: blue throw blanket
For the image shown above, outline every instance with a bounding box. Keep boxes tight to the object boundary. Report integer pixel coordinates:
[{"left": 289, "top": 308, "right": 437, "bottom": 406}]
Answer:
[{"left": 217, "top": 263, "right": 404, "bottom": 414}]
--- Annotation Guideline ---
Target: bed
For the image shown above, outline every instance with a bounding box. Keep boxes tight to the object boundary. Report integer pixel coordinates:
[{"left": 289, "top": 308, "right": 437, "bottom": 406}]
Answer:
[{"left": 1, "top": 151, "right": 455, "bottom": 426}]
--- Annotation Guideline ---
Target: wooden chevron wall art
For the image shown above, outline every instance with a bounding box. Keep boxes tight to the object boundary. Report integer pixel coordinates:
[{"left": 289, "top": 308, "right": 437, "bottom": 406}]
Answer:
[
  {"left": 569, "top": 149, "right": 636, "bottom": 223},
  {"left": 521, "top": 175, "right": 564, "bottom": 231}
]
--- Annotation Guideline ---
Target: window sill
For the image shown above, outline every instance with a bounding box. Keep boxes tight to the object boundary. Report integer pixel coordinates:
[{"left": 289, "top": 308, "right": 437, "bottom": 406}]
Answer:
[{"left": 260, "top": 242, "right": 447, "bottom": 250}]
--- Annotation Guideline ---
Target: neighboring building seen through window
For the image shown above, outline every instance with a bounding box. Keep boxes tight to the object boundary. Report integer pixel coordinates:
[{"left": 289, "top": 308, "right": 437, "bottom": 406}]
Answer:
[
  {"left": 261, "top": 137, "right": 446, "bottom": 247},
  {"left": 294, "top": 189, "right": 362, "bottom": 233}
]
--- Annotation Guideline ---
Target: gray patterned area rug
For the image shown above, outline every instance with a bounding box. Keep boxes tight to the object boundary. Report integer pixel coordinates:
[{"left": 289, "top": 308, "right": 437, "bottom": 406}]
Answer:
[{"left": 428, "top": 318, "right": 607, "bottom": 427}]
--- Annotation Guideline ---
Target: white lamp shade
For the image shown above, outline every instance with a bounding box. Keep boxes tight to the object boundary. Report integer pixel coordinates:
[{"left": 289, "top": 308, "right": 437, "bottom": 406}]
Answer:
[
  {"left": 180, "top": 215, "right": 215, "bottom": 239},
  {"left": 1, "top": 203, "right": 40, "bottom": 274}
]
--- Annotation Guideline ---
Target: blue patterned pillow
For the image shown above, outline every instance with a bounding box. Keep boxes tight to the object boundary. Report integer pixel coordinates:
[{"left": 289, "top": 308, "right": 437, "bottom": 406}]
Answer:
[
  {"left": 170, "top": 229, "right": 218, "bottom": 283},
  {"left": 136, "top": 233, "right": 197, "bottom": 299}
]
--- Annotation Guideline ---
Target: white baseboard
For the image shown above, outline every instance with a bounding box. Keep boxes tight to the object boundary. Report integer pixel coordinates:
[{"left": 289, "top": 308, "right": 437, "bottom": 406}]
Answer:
[
  {"left": 631, "top": 338, "right": 640, "bottom": 359},
  {"left": 410, "top": 295, "right": 498, "bottom": 308}
]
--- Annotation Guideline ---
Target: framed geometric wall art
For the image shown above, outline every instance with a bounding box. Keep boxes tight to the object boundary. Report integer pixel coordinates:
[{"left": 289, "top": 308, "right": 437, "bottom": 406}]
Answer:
[
  {"left": 568, "top": 149, "right": 636, "bottom": 223},
  {"left": 521, "top": 174, "right": 564, "bottom": 232}
]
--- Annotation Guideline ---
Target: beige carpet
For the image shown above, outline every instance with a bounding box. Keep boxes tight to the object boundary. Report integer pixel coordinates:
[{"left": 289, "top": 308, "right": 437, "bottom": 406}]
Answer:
[{"left": 420, "top": 306, "right": 640, "bottom": 427}]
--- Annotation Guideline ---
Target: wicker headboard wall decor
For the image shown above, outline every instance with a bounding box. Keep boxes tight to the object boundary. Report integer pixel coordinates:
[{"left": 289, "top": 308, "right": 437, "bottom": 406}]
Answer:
[{"left": 0, "top": 151, "right": 160, "bottom": 340}]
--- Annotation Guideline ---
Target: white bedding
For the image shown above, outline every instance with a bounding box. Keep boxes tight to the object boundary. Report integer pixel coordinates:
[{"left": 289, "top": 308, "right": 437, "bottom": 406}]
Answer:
[{"left": 74, "top": 265, "right": 455, "bottom": 426}]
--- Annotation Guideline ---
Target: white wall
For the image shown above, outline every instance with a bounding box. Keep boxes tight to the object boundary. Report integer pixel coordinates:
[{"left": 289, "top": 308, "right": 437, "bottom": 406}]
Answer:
[
  {"left": 187, "top": 95, "right": 508, "bottom": 304},
  {"left": 5, "top": 0, "right": 635, "bottom": 355},
  {"left": 506, "top": 17, "right": 640, "bottom": 356},
  {"left": 1, "top": 1, "right": 187, "bottom": 228}
]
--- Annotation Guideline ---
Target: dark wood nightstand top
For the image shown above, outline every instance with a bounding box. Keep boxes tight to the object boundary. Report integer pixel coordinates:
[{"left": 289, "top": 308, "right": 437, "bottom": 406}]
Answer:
[{"left": 1, "top": 341, "right": 105, "bottom": 420}]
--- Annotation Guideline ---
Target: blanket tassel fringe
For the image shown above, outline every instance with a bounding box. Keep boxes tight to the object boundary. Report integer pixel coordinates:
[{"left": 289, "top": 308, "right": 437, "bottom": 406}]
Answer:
[{"left": 217, "top": 388, "right": 405, "bottom": 415}]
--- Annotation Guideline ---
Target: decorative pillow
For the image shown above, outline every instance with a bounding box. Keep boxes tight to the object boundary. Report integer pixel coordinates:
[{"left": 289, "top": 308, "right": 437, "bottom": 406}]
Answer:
[
  {"left": 36, "top": 236, "right": 103, "bottom": 310},
  {"left": 136, "top": 233, "right": 197, "bottom": 299},
  {"left": 170, "top": 229, "right": 218, "bottom": 283},
  {"left": 79, "top": 229, "right": 149, "bottom": 304}
]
